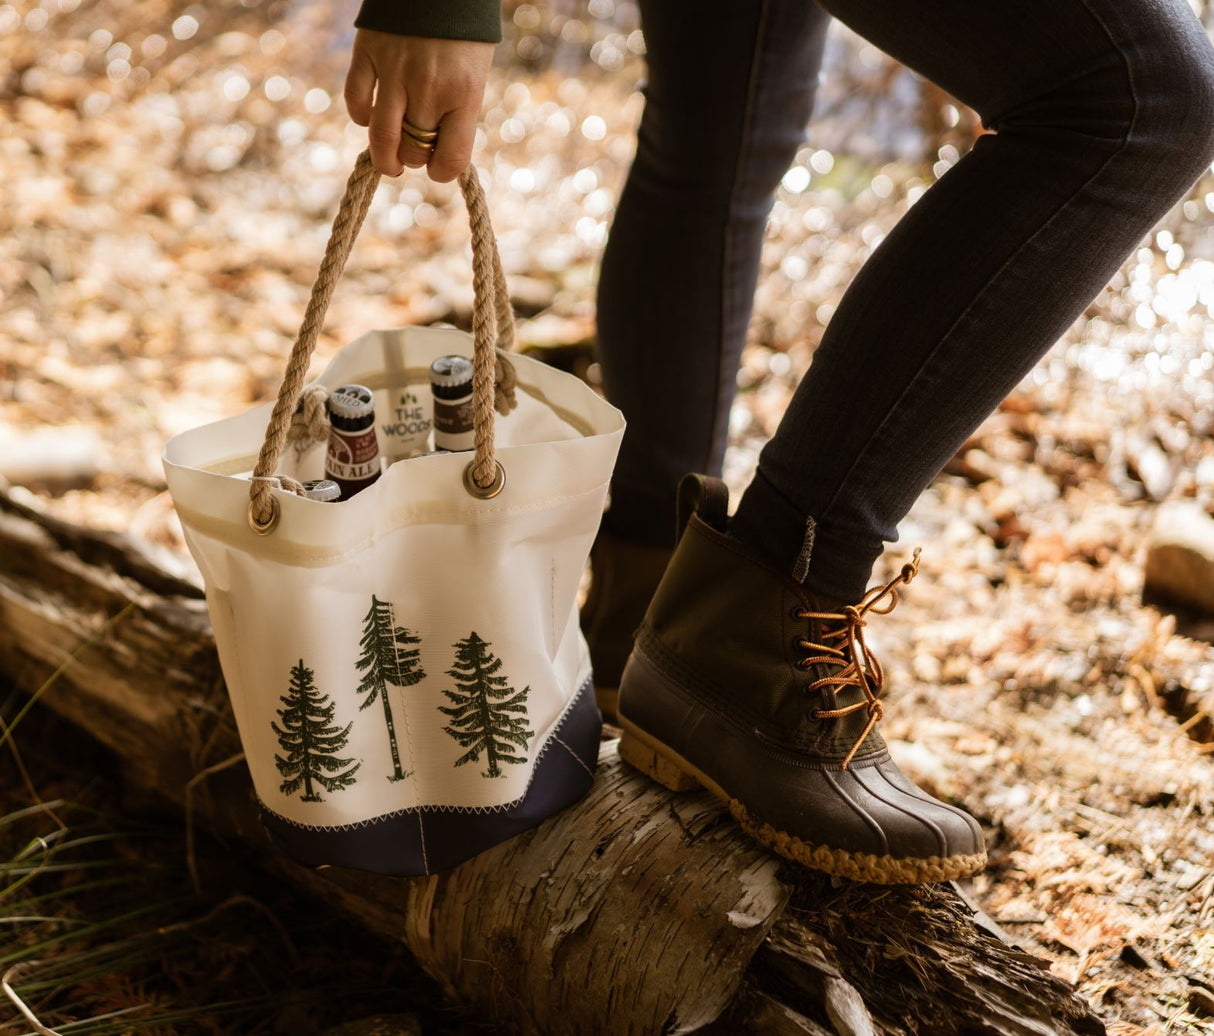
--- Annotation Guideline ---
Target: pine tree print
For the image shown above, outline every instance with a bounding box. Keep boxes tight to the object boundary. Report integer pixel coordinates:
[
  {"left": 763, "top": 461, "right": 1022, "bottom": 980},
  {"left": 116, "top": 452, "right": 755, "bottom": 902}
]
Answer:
[
  {"left": 272, "top": 659, "right": 361, "bottom": 802},
  {"left": 439, "top": 632, "right": 534, "bottom": 778},
  {"left": 355, "top": 595, "right": 426, "bottom": 782}
]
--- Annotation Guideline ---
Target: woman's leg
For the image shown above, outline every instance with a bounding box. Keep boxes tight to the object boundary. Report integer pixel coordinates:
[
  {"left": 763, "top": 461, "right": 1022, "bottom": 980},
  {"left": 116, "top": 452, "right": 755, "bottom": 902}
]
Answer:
[
  {"left": 596, "top": 0, "right": 831, "bottom": 548},
  {"left": 730, "top": 0, "right": 1214, "bottom": 603},
  {"left": 617, "top": 0, "right": 1214, "bottom": 882},
  {"left": 585, "top": 0, "right": 832, "bottom": 710}
]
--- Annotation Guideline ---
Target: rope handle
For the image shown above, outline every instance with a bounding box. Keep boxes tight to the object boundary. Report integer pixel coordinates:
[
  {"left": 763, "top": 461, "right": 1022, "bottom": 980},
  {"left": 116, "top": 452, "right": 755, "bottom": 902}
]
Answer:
[{"left": 248, "top": 150, "right": 515, "bottom": 532}]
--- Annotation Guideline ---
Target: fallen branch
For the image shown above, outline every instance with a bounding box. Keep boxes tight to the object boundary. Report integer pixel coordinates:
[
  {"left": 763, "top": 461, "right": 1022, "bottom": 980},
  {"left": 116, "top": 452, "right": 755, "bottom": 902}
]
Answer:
[{"left": 0, "top": 485, "right": 1103, "bottom": 1035}]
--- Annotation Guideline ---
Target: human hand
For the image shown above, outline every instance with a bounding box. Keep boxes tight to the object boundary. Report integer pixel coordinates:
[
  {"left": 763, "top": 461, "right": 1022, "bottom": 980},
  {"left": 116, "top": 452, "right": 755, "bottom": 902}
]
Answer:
[{"left": 344, "top": 28, "right": 494, "bottom": 182}]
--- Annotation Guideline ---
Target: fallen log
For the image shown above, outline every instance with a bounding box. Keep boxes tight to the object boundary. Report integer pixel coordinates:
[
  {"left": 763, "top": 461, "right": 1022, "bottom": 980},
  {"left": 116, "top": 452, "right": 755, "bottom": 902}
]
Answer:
[{"left": 0, "top": 484, "right": 1103, "bottom": 1035}]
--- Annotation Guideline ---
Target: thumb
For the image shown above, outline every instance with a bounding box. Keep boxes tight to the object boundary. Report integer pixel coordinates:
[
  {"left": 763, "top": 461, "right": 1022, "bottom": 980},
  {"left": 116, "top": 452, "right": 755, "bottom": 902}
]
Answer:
[{"left": 343, "top": 46, "right": 377, "bottom": 127}]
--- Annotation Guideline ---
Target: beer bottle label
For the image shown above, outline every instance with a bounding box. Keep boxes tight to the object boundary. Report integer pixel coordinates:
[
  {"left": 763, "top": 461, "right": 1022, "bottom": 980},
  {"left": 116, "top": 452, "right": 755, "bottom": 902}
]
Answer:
[
  {"left": 380, "top": 389, "right": 433, "bottom": 462},
  {"left": 433, "top": 394, "right": 475, "bottom": 452},
  {"left": 325, "top": 426, "right": 381, "bottom": 491}
]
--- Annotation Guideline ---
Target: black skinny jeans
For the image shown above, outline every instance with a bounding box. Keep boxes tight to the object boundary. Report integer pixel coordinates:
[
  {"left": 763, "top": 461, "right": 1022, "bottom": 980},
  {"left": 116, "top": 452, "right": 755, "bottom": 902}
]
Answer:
[{"left": 596, "top": 0, "right": 1214, "bottom": 602}]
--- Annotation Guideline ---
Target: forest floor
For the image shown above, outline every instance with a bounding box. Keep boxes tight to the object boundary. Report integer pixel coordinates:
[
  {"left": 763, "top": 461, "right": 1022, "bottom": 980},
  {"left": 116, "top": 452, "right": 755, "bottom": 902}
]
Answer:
[{"left": 2, "top": 0, "right": 1214, "bottom": 1032}]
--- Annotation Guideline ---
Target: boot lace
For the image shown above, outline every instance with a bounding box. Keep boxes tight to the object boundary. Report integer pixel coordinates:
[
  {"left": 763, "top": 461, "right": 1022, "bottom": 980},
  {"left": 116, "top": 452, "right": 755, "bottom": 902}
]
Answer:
[{"left": 793, "top": 548, "right": 920, "bottom": 770}]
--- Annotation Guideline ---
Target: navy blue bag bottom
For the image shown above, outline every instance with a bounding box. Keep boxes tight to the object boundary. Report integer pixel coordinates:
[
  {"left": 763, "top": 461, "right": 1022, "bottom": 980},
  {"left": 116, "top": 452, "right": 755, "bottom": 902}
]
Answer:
[{"left": 258, "top": 676, "right": 601, "bottom": 875}]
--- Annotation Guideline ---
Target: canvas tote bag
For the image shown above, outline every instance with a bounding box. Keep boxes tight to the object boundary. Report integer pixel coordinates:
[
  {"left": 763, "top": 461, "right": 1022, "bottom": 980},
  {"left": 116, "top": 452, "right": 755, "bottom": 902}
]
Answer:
[{"left": 163, "top": 152, "right": 624, "bottom": 875}]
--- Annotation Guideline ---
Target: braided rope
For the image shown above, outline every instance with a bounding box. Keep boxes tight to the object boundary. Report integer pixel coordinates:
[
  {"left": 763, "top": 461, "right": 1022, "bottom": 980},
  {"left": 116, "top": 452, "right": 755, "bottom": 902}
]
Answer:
[
  {"left": 491, "top": 239, "right": 515, "bottom": 354},
  {"left": 249, "top": 153, "right": 379, "bottom": 526},
  {"left": 489, "top": 234, "right": 519, "bottom": 416},
  {"left": 249, "top": 152, "right": 512, "bottom": 527},
  {"left": 494, "top": 351, "right": 518, "bottom": 416},
  {"left": 286, "top": 383, "right": 332, "bottom": 456},
  {"left": 459, "top": 163, "right": 502, "bottom": 490}
]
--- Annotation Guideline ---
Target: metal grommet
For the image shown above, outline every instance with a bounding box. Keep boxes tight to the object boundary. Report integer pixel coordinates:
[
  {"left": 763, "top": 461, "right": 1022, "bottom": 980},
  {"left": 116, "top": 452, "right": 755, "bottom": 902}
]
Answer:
[
  {"left": 247, "top": 495, "right": 281, "bottom": 535},
  {"left": 463, "top": 459, "right": 506, "bottom": 500}
]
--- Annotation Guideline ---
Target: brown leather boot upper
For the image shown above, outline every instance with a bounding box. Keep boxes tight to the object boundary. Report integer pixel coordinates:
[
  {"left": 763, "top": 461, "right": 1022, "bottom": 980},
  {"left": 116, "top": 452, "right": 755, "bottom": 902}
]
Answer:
[
  {"left": 617, "top": 496, "right": 986, "bottom": 882},
  {"left": 581, "top": 530, "right": 672, "bottom": 713}
]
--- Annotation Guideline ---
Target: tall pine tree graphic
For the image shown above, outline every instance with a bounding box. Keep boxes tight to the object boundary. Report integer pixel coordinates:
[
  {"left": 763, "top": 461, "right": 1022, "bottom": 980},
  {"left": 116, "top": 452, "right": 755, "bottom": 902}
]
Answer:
[
  {"left": 355, "top": 595, "right": 426, "bottom": 782},
  {"left": 272, "top": 659, "right": 361, "bottom": 802},
  {"left": 439, "top": 632, "right": 534, "bottom": 778}
]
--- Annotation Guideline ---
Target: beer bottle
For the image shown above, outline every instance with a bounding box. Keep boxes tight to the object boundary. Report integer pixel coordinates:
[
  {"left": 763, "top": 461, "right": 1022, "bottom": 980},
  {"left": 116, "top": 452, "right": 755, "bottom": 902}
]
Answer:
[
  {"left": 300, "top": 478, "right": 341, "bottom": 502},
  {"left": 429, "top": 356, "right": 475, "bottom": 453},
  {"left": 325, "top": 385, "right": 381, "bottom": 498}
]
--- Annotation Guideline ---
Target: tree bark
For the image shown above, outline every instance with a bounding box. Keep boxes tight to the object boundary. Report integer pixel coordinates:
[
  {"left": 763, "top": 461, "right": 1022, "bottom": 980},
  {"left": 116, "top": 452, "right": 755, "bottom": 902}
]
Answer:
[{"left": 0, "top": 485, "right": 1104, "bottom": 1036}]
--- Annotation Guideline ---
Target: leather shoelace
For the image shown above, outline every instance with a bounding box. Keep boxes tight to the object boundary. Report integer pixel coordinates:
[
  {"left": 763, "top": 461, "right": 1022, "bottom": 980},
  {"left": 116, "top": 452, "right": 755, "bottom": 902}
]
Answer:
[{"left": 794, "top": 548, "right": 921, "bottom": 770}]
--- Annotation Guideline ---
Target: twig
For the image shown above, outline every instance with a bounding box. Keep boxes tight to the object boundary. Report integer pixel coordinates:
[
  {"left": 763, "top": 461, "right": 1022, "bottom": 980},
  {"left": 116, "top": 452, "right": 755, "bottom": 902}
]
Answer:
[
  {"left": 0, "top": 800, "right": 68, "bottom": 828},
  {"left": 2, "top": 961, "right": 64, "bottom": 1036},
  {"left": 0, "top": 915, "right": 90, "bottom": 927},
  {"left": 1175, "top": 703, "right": 1211, "bottom": 735},
  {"left": 1125, "top": 661, "right": 1159, "bottom": 711},
  {"left": 192, "top": 681, "right": 234, "bottom": 768},
  {"left": 1, "top": 835, "right": 55, "bottom": 902},
  {"left": 183, "top": 751, "right": 245, "bottom": 894},
  {"left": 156, "top": 893, "right": 300, "bottom": 964},
  {"left": 0, "top": 713, "right": 66, "bottom": 832}
]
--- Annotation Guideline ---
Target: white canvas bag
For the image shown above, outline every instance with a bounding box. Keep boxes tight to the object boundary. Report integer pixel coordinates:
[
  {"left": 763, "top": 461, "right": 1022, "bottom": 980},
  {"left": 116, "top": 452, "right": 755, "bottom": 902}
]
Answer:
[{"left": 163, "top": 154, "right": 624, "bottom": 875}]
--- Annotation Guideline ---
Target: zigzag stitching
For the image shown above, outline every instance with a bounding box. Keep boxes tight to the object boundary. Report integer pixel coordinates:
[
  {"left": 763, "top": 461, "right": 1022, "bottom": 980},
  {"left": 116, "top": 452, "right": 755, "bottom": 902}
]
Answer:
[{"left": 260, "top": 673, "right": 595, "bottom": 833}]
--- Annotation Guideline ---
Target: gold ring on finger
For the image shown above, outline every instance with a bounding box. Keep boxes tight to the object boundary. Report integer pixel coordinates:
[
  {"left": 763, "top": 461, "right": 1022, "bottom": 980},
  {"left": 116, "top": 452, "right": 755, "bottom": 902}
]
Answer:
[
  {"left": 402, "top": 118, "right": 439, "bottom": 143},
  {"left": 402, "top": 128, "right": 437, "bottom": 152}
]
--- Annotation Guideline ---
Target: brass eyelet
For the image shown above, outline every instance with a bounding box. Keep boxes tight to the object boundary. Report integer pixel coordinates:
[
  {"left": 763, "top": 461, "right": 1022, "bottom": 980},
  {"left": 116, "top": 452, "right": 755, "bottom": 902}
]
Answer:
[
  {"left": 247, "top": 496, "right": 281, "bottom": 536},
  {"left": 463, "top": 459, "right": 506, "bottom": 500}
]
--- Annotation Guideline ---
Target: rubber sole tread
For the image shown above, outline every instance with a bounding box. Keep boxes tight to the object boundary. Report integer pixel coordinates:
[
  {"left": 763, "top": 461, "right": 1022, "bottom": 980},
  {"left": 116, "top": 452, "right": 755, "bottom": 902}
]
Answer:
[{"left": 617, "top": 716, "right": 986, "bottom": 885}]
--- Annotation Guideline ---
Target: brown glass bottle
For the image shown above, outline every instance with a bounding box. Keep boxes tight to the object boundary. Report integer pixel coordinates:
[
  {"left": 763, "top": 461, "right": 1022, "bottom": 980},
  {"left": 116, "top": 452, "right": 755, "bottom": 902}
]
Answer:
[
  {"left": 324, "top": 385, "right": 381, "bottom": 498},
  {"left": 429, "top": 355, "right": 475, "bottom": 452}
]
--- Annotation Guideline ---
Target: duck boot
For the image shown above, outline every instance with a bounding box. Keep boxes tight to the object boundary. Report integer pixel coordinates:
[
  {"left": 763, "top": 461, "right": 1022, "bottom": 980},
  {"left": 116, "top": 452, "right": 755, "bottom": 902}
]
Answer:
[
  {"left": 616, "top": 475, "right": 986, "bottom": 884},
  {"left": 581, "top": 529, "right": 673, "bottom": 723}
]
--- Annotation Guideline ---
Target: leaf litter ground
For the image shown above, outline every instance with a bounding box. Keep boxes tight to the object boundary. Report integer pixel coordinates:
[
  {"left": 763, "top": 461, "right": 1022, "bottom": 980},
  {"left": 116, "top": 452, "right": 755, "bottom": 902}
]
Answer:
[{"left": 2, "top": 0, "right": 1213, "bottom": 1031}]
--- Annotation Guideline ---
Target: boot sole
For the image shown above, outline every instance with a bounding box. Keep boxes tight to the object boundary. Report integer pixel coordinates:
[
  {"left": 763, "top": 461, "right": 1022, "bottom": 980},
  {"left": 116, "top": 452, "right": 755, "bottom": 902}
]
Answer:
[{"left": 618, "top": 715, "right": 987, "bottom": 885}]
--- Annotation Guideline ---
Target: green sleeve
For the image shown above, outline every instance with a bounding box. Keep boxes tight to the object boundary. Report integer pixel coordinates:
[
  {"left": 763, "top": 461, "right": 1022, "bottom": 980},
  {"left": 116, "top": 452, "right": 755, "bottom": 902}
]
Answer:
[{"left": 354, "top": 1, "right": 503, "bottom": 43}]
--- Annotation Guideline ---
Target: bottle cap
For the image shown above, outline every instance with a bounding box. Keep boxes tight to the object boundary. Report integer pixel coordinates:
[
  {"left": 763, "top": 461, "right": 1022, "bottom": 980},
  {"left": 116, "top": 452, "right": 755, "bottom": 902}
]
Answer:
[
  {"left": 328, "top": 384, "right": 375, "bottom": 419},
  {"left": 429, "top": 355, "right": 473, "bottom": 397},
  {"left": 300, "top": 478, "right": 341, "bottom": 502}
]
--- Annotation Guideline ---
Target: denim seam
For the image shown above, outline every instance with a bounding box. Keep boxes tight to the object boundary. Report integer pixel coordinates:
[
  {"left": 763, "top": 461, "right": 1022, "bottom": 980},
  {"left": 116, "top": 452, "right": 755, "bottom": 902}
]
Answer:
[
  {"left": 715, "top": 0, "right": 773, "bottom": 476},
  {"left": 813, "top": 0, "right": 1140, "bottom": 535}
]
